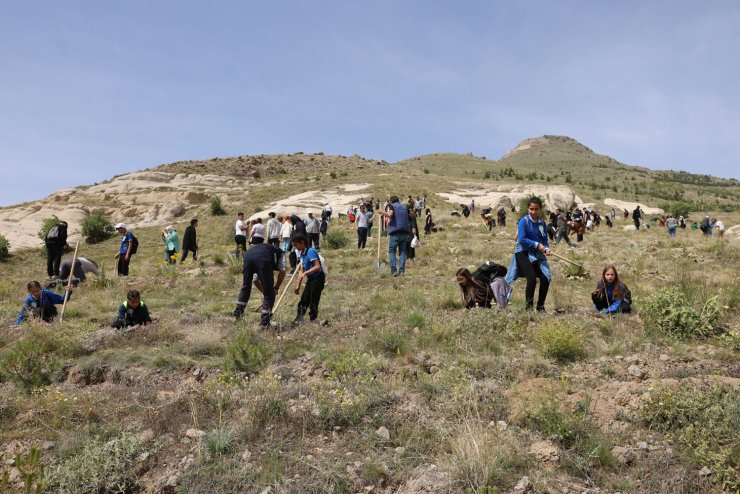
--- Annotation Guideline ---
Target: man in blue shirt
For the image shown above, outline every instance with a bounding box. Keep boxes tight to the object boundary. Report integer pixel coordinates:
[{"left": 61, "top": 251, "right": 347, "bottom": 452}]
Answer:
[
  {"left": 114, "top": 223, "right": 134, "bottom": 276},
  {"left": 291, "top": 234, "right": 325, "bottom": 324},
  {"left": 378, "top": 196, "right": 411, "bottom": 277},
  {"left": 15, "top": 280, "right": 72, "bottom": 324}
]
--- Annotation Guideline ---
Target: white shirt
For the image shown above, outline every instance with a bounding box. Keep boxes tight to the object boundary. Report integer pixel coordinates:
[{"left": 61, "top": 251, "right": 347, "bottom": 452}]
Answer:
[
  {"left": 356, "top": 211, "right": 369, "bottom": 228},
  {"left": 267, "top": 218, "right": 282, "bottom": 239},
  {"left": 715, "top": 220, "right": 724, "bottom": 231},
  {"left": 280, "top": 222, "right": 293, "bottom": 239},
  {"left": 251, "top": 223, "right": 265, "bottom": 239},
  {"left": 235, "top": 219, "right": 246, "bottom": 236}
]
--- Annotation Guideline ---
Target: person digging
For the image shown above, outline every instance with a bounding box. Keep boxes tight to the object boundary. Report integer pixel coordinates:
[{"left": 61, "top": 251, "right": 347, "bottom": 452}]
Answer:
[
  {"left": 233, "top": 242, "right": 286, "bottom": 328},
  {"left": 291, "top": 234, "right": 325, "bottom": 326}
]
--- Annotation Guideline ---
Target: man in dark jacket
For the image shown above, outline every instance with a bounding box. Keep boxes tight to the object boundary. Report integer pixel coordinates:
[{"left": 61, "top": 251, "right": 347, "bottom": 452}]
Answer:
[
  {"left": 112, "top": 290, "right": 152, "bottom": 329},
  {"left": 45, "top": 221, "right": 68, "bottom": 278},
  {"left": 378, "top": 196, "right": 410, "bottom": 276},
  {"left": 288, "top": 215, "right": 307, "bottom": 272},
  {"left": 180, "top": 219, "right": 198, "bottom": 263},
  {"left": 233, "top": 242, "right": 286, "bottom": 327}
]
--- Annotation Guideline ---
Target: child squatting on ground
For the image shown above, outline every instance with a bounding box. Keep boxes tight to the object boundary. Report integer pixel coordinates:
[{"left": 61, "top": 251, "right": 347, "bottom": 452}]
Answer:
[
  {"left": 15, "top": 281, "right": 72, "bottom": 324},
  {"left": 592, "top": 265, "right": 632, "bottom": 314},
  {"left": 112, "top": 290, "right": 152, "bottom": 329}
]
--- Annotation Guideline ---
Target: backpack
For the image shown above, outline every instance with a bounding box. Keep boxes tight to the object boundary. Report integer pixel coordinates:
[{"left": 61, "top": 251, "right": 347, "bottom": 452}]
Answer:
[
  {"left": 46, "top": 225, "right": 60, "bottom": 241},
  {"left": 129, "top": 233, "right": 139, "bottom": 255},
  {"left": 472, "top": 261, "right": 507, "bottom": 286},
  {"left": 318, "top": 253, "right": 328, "bottom": 275}
]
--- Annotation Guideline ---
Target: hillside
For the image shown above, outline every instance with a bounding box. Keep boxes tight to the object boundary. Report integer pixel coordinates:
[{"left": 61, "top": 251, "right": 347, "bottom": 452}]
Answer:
[{"left": 1, "top": 136, "right": 739, "bottom": 493}]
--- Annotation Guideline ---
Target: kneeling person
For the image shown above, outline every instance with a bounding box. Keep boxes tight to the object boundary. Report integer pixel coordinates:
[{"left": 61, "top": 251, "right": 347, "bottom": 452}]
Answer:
[
  {"left": 15, "top": 281, "right": 72, "bottom": 324},
  {"left": 292, "top": 234, "right": 325, "bottom": 324},
  {"left": 113, "top": 290, "right": 152, "bottom": 329},
  {"left": 592, "top": 265, "right": 632, "bottom": 314},
  {"left": 233, "top": 242, "right": 286, "bottom": 327}
]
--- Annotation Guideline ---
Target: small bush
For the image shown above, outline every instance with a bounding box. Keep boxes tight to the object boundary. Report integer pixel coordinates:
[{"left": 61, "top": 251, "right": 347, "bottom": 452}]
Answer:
[
  {"left": 46, "top": 432, "right": 145, "bottom": 493},
  {"left": 224, "top": 331, "right": 270, "bottom": 375},
  {"left": 0, "top": 234, "right": 9, "bottom": 260},
  {"left": 330, "top": 171, "right": 337, "bottom": 179},
  {"left": 642, "top": 286, "right": 722, "bottom": 339},
  {"left": 81, "top": 210, "right": 115, "bottom": 244},
  {"left": 324, "top": 229, "right": 349, "bottom": 249},
  {"left": 483, "top": 171, "right": 491, "bottom": 179},
  {"left": 640, "top": 385, "right": 739, "bottom": 491},
  {"left": 423, "top": 168, "right": 430, "bottom": 174},
  {"left": 0, "top": 337, "right": 61, "bottom": 391},
  {"left": 535, "top": 322, "right": 585, "bottom": 363},
  {"left": 405, "top": 311, "right": 425, "bottom": 329},
  {"left": 367, "top": 330, "right": 410, "bottom": 357},
  {"left": 516, "top": 195, "right": 545, "bottom": 216},
  {"left": 325, "top": 351, "right": 378, "bottom": 380},
  {"left": 210, "top": 196, "right": 227, "bottom": 216},
  {"left": 37, "top": 215, "right": 61, "bottom": 241},
  {"left": 205, "top": 428, "right": 235, "bottom": 456}
]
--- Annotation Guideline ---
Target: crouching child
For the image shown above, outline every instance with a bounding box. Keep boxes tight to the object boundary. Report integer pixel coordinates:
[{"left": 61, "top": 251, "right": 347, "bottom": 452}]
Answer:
[
  {"left": 15, "top": 281, "right": 72, "bottom": 324},
  {"left": 592, "top": 265, "right": 632, "bottom": 314},
  {"left": 112, "top": 290, "right": 152, "bottom": 329}
]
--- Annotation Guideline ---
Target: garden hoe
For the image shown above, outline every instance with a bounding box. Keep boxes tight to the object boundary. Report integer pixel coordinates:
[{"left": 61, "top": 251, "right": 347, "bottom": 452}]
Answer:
[{"left": 59, "top": 240, "right": 80, "bottom": 323}]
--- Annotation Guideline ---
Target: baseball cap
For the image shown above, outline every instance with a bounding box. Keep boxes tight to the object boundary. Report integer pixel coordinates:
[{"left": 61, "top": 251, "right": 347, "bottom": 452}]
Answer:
[{"left": 114, "top": 223, "right": 126, "bottom": 229}]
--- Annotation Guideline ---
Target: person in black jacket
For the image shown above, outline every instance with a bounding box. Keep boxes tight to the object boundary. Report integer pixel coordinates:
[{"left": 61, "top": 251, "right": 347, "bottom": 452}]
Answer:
[
  {"left": 288, "top": 215, "right": 307, "bottom": 273},
  {"left": 180, "top": 219, "right": 198, "bottom": 263},
  {"left": 45, "top": 221, "right": 68, "bottom": 278},
  {"left": 233, "top": 242, "right": 286, "bottom": 327},
  {"left": 112, "top": 290, "right": 152, "bottom": 329}
]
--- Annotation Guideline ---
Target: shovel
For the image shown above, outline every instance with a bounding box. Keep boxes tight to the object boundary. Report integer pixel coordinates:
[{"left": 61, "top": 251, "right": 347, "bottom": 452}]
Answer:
[
  {"left": 59, "top": 240, "right": 80, "bottom": 324},
  {"left": 374, "top": 218, "right": 386, "bottom": 273}
]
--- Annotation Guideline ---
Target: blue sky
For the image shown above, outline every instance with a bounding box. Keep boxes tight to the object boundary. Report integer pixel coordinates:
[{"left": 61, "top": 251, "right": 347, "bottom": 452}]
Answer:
[{"left": 1, "top": 1, "right": 739, "bottom": 206}]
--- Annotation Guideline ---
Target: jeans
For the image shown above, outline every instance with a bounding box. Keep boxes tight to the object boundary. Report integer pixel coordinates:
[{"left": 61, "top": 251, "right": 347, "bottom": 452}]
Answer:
[
  {"left": 389, "top": 233, "right": 408, "bottom": 273},
  {"left": 668, "top": 226, "right": 676, "bottom": 237},
  {"left": 309, "top": 233, "right": 320, "bottom": 250},
  {"left": 281, "top": 238, "right": 291, "bottom": 252}
]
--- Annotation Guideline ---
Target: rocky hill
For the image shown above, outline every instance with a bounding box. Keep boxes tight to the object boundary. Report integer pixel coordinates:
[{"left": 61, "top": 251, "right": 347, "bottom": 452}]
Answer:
[{"left": 0, "top": 138, "right": 739, "bottom": 493}]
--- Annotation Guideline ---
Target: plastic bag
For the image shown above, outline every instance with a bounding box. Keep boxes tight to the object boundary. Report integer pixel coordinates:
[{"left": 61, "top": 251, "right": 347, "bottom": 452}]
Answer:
[{"left": 410, "top": 236, "right": 420, "bottom": 248}]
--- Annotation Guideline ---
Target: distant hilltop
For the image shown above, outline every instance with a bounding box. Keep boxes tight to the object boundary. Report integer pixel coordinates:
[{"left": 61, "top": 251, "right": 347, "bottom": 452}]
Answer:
[{"left": 502, "top": 135, "right": 597, "bottom": 159}]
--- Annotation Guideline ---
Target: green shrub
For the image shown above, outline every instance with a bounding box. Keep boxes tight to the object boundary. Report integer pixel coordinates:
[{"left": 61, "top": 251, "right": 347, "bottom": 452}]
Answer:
[
  {"left": 367, "top": 330, "right": 410, "bottom": 356},
  {"left": 0, "top": 234, "right": 9, "bottom": 260},
  {"left": 640, "top": 385, "right": 739, "bottom": 491},
  {"left": 525, "top": 399, "right": 614, "bottom": 478},
  {"left": 405, "top": 311, "right": 425, "bottom": 329},
  {"left": 534, "top": 322, "right": 585, "bottom": 363},
  {"left": 205, "top": 428, "right": 235, "bottom": 456},
  {"left": 223, "top": 331, "right": 270, "bottom": 375},
  {"left": 423, "top": 168, "right": 430, "bottom": 174},
  {"left": 81, "top": 210, "right": 115, "bottom": 244},
  {"left": 642, "top": 286, "right": 722, "bottom": 339},
  {"left": 46, "top": 432, "right": 145, "bottom": 493},
  {"left": 483, "top": 171, "right": 491, "bottom": 179},
  {"left": 324, "top": 229, "right": 349, "bottom": 249},
  {"left": 325, "top": 351, "right": 378, "bottom": 380},
  {"left": 37, "top": 215, "right": 61, "bottom": 241},
  {"left": 516, "top": 195, "right": 545, "bottom": 217},
  {"left": 0, "top": 337, "right": 61, "bottom": 392},
  {"left": 210, "top": 196, "right": 227, "bottom": 216}
]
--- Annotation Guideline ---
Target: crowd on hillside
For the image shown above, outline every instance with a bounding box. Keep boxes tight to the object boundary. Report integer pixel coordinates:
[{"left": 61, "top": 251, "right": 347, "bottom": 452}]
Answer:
[{"left": 10, "top": 192, "right": 730, "bottom": 330}]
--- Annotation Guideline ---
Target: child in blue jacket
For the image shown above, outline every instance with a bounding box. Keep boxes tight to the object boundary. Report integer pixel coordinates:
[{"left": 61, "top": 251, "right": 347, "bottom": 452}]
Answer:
[
  {"left": 15, "top": 281, "right": 72, "bottom": 324},
  {"left": 592, "top": 265, "right": 632, "bottom": 314}
]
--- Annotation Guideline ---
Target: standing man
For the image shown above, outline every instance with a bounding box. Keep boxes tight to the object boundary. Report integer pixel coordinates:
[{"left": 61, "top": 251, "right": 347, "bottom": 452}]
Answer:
[
  {"left": 114, "top": 223, "right": 135, "bottom": 276},
  {"left": 45, "top": 220, "right": 68, "bottom": 279},
  {"left": 632, "top": 206, "right": 642, "bottom": 230},
  {"left": 233, "top": 242, "right": 286, "bottom": 327},
  {"left": 355, "top": 204, "right": 369, "bottom": 249},
  {"left": 378, "top": 196, "right": 410, "bottom": 277},
  {"left": 266, "top": 212, "right": 281, "bottom": 247},
  {"left": 322, "top": 203, "right": 333, "bottom": 222},
  {"left": 305, "top": 210, "right": 320, "bottom": 250},
  {"left": 235, "top": 213, "right": 247, "bottom": 255},
  {"left": 181, "top": 219, "right": 198, "bottom": 263}
]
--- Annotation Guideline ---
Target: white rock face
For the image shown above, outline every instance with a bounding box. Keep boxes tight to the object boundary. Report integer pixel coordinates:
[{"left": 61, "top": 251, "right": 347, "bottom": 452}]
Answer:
[
  {"left": 437, "top": 183, "right": 579, "bottom": 212},
  {"left": 604, "top": 198, "right": 663, "bottom": 215}
]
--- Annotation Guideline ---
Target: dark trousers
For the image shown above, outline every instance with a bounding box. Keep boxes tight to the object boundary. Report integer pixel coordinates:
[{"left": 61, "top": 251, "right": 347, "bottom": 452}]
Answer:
[
  {"left": 592, "top": 293, "right": 631, "bottom": 314},
  {"left": 46, "top": 242, "right": 63, "bottom": 277},
  {"left": 117, "top": 255, "right": 130, "bottom": 276},
  {"left": 268, "top": 238, "right": 280, "bottom": 247},
  {"left": 633, "top": 218, "right": 640, "bottom": 230},
  {"left": 236, "top": 258, "right": 275, "bottom": 326},
  {"left": 309, "top": 233, "right": 320, "bottom": 250},
  {"left": 357, "top": 227, "right": 368, "bottom": 248},
  {"left": 180, "top": 247, "right": 197, "bottom": 262},
  {"left": 289, "top": 251, "right": 297, "bottom": 271},
  {"left": 298, "top": 272, "right": 325, "bottom": 321},
  {"left": 235, "top": 234, "right": 247, "bottom": 254},
  {"left": 515, "top": 252, "right": 549, "bottom": 310},
  {"left": 59, "top": 260, "right": 85, "bottom": 285}
]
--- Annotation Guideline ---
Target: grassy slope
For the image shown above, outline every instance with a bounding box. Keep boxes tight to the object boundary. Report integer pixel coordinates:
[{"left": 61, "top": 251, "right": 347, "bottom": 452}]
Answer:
[{"left": 0, "top": 143, "right": 739, "bottom": 493}]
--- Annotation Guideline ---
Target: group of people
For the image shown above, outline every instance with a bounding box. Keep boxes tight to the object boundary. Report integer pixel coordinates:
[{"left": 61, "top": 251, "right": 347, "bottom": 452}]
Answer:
[
  {"left": 457, "top": 197, "right": 632, "bottom": 314},
  {"left": 235, "top": 211, "right": 325, "bottom": 255}
]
